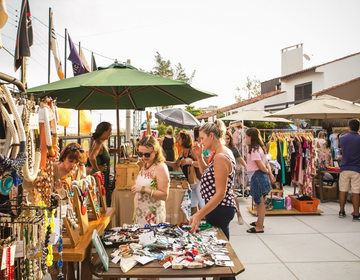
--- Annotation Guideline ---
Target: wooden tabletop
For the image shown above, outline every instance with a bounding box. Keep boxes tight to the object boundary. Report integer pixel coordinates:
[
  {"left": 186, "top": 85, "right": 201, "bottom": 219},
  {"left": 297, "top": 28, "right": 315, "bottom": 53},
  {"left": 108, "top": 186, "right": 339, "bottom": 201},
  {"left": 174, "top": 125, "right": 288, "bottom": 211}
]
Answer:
[
  {"left": 90, "top": 228, "right": 245, "bottom": 278},
  {"left": 53, "top": 207, "right": 116, "bottom": 262}
]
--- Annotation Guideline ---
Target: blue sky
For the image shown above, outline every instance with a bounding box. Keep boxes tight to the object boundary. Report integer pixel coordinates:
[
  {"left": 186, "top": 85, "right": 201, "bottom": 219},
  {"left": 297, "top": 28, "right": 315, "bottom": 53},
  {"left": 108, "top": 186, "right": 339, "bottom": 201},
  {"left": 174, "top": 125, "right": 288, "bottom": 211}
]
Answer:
[{"left": 1, "top": 0, "right": 360, "bottom": 132}]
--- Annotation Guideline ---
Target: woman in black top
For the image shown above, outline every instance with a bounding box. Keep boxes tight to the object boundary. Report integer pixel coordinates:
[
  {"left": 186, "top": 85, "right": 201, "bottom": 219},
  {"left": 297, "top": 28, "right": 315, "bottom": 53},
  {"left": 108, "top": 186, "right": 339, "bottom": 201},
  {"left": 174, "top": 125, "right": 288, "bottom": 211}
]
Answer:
[{"left": 161, "top": 127, "right": 175, "bottom": 164}]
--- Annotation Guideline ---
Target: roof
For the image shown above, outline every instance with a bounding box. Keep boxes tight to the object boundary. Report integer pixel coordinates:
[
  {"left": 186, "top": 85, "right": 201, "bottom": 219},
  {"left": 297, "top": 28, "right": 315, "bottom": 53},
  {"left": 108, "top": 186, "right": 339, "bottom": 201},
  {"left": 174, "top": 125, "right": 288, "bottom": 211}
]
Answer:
[
  {"left": 312, "top": 77, "right": 360, "bottom": 97},
  {"left": 196, "top": 89, "right": 282, "bottom": 120},
  {"left": 280, "top": 52, "right": 360, "bottom": 80}
]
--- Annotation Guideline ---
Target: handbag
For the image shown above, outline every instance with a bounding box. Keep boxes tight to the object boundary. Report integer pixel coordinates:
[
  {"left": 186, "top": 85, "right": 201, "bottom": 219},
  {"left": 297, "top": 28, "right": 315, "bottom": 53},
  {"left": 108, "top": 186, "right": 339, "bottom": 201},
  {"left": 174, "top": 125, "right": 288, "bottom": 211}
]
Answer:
[{"left": 186, "top": 164, "right": 198, "bottom": 184}]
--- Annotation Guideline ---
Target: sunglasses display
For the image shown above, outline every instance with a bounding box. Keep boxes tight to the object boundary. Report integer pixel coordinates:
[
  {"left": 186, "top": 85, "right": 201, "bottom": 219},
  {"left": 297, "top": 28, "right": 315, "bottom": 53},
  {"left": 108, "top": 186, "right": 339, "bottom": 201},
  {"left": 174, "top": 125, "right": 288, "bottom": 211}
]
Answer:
[{"left": 138, "top": 152, "right": 152, "bottom": 158}]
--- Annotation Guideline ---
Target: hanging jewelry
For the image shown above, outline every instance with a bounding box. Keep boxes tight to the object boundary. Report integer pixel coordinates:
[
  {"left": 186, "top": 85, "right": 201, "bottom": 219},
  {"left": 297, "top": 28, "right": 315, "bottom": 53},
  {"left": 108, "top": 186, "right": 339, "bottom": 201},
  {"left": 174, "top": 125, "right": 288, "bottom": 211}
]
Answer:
[
  {"left": 89, "top": 176, "right": 100, "bottom": 218},
  {"left": 72, "top": 181, "right": 88, "bottom": 215}
]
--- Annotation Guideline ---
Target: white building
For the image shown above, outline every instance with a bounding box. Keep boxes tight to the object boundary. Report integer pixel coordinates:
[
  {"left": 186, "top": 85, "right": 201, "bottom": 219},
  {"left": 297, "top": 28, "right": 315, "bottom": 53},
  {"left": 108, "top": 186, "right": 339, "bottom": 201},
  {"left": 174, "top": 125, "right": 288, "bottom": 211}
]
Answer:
[{"left": 197, "top": 44, "right": 360, "bottom": 121}]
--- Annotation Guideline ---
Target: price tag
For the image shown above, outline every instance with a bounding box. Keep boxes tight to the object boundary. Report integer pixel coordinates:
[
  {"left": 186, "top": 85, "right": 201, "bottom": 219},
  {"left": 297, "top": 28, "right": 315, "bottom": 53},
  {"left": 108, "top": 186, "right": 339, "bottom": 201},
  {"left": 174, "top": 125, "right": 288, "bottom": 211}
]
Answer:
[
  {"left": 14, "top": 241, "right": 24, "bottom": 258},
  {"left": 139, "top": 231, "right": 155, "bottom": 245},
  {"left": 29, "top": 113, "right": 39, "bottom": 129},
  {"left": 104, "top": 241, "right": 113, "bottom": 246},
  {"left": 163, "top": 261, "right": 172, "bottom": 269},
  {"left": 111, "top": 255, "right": 121, "bottom": 264}
]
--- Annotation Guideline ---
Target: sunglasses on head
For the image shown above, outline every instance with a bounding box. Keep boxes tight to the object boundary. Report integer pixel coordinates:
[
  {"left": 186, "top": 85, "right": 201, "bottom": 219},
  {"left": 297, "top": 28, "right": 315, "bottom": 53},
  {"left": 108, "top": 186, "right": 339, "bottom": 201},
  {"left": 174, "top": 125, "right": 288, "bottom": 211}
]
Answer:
[
  {"left": 67, "top": 145, "right": 85, "bottom": 153},
  {"left": 137, "top": 152, "right": 152, "bottom": 158}
]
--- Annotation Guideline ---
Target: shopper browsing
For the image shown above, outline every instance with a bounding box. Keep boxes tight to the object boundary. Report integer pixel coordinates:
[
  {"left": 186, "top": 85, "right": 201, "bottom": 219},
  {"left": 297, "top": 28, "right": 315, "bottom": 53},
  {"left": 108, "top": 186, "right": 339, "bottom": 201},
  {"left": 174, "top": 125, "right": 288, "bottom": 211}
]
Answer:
[
  {"left": 131, "top": 135, "right": 169, "bottom": 225},
  {"left": 190, "top": 120, "right": 237, "bottom": 242},
  {"left": 245, "top": 128, "right": 275, "bottom": 233},
  {"left": 225, "top": 131, "right": 247, "bottom": 225},
  {"left": 338, "top": 119, "right": 360, "bottom": 221},
  {"left": 165, "top": 131, "right": 204, "bottom": 215}
]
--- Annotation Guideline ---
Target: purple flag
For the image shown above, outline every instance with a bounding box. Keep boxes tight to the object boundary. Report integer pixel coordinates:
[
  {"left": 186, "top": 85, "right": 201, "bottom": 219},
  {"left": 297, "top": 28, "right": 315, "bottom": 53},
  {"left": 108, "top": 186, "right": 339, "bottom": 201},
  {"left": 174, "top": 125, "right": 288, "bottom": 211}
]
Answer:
[
  {"left": 67, "top": 34, "right": 87, "bottom": 76},
  {"left": 14, "top": 0, "right": 33, "bottom": 72}
]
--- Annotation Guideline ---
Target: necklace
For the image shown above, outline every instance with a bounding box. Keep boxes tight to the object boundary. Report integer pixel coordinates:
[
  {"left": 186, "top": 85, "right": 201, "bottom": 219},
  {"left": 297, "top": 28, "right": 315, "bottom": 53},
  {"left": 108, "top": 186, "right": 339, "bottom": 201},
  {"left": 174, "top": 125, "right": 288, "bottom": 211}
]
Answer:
[
  {"left": 144, "top": 161, "right": 155, "bottom": 170},
  {"left": 208, "top": 145, "right": 222, "bottom": 164}
]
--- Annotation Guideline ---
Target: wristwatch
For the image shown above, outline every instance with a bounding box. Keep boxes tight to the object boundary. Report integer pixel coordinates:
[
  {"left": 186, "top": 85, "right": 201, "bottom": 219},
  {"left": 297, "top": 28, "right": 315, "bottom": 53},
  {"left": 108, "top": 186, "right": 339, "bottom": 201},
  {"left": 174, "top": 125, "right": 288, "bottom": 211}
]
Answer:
[{"left": 141, "top": 186, "right": 145, "bottom": 194}]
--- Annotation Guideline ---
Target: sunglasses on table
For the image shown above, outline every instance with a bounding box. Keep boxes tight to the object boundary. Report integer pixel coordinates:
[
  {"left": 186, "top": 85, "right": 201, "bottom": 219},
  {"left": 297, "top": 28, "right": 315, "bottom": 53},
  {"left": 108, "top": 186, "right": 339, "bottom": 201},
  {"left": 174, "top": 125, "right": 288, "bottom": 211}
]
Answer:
[
  {"left": 137, "top": 152, "right": 153, "bottom": 158},
  {"left": 67, "top": 145, "right": 85, "bottom": 153}
]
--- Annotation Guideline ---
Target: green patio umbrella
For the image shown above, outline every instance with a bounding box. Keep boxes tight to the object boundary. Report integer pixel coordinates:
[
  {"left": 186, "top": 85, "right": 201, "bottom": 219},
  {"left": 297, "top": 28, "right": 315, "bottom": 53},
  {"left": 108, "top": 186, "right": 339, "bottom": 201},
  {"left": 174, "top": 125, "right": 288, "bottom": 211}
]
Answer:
[{"left": 27, "top": 63, "right": 216, "bottom": 156}]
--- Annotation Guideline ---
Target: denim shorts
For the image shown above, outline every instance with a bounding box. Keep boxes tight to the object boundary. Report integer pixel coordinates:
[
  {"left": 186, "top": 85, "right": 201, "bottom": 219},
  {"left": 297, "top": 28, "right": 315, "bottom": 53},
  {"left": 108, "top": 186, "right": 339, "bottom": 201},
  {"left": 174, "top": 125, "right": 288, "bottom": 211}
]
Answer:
[{"left": 250, "top": 170, "right": 271, "bottom": 205}]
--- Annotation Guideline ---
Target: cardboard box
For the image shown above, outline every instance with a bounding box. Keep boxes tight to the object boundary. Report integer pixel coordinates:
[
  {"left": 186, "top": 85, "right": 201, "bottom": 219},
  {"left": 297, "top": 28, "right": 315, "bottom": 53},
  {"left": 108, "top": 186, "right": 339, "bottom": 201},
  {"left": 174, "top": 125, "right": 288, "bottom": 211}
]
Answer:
[{"left": 315, "top": 185, "right": 338, "bottom": 200}]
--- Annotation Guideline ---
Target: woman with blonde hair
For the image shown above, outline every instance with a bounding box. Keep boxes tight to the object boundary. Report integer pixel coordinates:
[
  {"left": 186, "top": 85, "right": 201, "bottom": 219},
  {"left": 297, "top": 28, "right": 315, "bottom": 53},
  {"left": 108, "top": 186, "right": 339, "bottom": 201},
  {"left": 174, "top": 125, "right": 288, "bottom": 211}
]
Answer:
[
  {"left": 131, "top": 135, "right": 170, "bottom": 225},
  {"left": 190, "top": 120, "right": 237, "bottom": 244}
]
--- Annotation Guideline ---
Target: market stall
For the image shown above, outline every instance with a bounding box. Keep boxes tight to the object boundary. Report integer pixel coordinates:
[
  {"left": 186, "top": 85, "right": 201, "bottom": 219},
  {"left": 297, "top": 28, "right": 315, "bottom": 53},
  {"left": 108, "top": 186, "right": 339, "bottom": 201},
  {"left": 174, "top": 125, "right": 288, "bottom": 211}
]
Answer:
[{"left": 90, "top": 225, "right": 245, "bottom": 279}]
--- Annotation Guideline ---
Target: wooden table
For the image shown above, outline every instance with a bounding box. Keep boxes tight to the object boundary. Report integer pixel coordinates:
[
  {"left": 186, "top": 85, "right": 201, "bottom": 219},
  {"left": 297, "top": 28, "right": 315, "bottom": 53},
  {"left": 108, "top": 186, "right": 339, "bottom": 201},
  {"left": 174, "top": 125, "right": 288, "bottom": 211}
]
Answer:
[
  {"left": 111, "top": 188, "right": 189, "bottom": 226},
  {"left": 90, "top": 229, "right": 245, "bottom": 279},
  {"left": 316, "top": 170, "right": 340, "bottom": 203},
  {"left": 53, "top": 207, "right": 116, "bottom": 280}
]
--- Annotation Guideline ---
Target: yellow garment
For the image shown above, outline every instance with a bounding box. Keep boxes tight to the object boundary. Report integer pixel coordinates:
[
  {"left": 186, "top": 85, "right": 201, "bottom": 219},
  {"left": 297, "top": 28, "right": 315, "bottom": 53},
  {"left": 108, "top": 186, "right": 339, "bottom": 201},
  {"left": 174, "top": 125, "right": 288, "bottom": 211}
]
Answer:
[
  {"left": 282, "top": 139, "right": 287, "bottom": 157},
  {"left": 268, "top": 141, "right": 277, "bottom": 160}
]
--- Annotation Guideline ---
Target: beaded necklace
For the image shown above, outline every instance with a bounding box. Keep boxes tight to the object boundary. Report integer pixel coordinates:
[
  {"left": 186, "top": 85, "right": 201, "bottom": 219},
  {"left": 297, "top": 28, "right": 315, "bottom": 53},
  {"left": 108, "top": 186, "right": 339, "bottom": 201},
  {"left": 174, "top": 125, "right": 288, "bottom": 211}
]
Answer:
[{"left": 207, "top": 145, "right": 222, "bottom": 164}]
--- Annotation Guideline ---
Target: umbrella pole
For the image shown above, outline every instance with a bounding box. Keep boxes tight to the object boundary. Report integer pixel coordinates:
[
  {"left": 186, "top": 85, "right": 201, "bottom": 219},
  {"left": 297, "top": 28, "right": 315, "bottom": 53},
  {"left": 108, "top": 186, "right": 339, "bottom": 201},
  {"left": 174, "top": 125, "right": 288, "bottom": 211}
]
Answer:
[{"left": 116, "top": 96, "right": 121, "bottom": 161}]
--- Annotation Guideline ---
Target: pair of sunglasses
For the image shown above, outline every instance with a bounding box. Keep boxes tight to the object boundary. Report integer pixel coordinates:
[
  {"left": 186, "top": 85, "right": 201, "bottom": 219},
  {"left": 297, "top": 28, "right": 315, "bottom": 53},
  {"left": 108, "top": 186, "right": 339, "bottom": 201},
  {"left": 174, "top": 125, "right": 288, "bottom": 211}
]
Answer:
[
  {"left": 67, "top": 145, "right": 85, "bottom": 153},
  {"left": 137, "top": 152, "right": 153, "bottom": 158}
]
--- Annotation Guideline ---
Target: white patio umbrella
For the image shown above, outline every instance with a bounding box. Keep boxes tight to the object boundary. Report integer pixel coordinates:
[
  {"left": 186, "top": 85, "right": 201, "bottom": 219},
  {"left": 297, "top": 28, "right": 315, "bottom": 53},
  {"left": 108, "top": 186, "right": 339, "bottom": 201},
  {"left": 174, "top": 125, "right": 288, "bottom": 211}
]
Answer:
[
  {"left": 267, "top": 95, "right": 360, "bottom": 119},
  {"left": 219, "top": 108, "right": 293, "bottom": 123}
]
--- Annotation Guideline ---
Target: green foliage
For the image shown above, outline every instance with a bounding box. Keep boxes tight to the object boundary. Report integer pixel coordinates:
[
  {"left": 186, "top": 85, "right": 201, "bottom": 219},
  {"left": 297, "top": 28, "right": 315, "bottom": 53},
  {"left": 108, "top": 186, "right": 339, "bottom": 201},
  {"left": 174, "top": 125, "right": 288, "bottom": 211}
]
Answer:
[
  {"left": 216, "top": 110, "right": 225, "bottom": 119},
  {"left": 156, "top": 124, "right": 169, "bottom": 137},
  {"left": 148, "top": 52, "right": 195, "bottom": 84},
  {"left": 234, "top": 76, "right": 261, "bottom": 102},
  {"left": 185, "top": 105, "right": 202, "bottom": 117}
]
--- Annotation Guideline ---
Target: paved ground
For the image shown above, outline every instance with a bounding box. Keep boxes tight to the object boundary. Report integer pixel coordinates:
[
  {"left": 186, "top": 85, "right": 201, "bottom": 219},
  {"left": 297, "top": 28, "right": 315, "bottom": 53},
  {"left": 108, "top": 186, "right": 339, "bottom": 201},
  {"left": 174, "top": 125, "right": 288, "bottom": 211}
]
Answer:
[{"left": 46, "top": 185, "right": 360, "bottom": 280}]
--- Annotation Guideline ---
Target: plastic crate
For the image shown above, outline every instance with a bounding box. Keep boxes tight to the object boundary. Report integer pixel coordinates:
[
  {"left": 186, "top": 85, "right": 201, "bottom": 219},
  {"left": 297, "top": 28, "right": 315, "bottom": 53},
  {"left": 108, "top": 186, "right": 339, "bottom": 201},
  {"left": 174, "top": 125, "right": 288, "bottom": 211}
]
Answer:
[
  {"left": 289, "top": 195, "right": 319, "bottom": 212},
  {"left": 267, "top": 198, "right": 284, "bottom": 209}
]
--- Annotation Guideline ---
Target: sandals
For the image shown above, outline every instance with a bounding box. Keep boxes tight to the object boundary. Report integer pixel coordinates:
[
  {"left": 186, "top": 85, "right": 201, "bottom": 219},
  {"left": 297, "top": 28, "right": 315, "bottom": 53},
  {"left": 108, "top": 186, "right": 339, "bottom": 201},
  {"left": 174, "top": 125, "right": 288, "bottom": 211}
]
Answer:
[
  {"left": 250, "top": 222, "right": 264, "bottom": 227},
  {"left": 247, "top": 227, "right": 264, "bottom": 234}
]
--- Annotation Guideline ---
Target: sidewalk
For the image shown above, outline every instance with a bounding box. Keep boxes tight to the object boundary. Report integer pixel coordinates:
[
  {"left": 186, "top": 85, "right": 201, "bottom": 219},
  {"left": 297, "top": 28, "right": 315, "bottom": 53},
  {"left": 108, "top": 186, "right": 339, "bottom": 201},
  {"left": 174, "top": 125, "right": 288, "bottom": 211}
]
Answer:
[{"left": 230, "top": 185, "right": 360, "bottom": 279}]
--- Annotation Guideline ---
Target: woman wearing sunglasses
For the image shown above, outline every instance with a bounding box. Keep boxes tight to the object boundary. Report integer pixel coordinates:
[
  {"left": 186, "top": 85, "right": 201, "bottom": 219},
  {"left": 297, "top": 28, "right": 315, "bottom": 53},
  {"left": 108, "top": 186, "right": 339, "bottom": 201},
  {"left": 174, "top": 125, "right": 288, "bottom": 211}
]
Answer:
[
  {"left": 89, "top": 122, "right": 115, "bottom": 206},
  {"left": 131, "top": 135, "right": 169, "bottom": 225},
  {"left": 53, "top": 142, "right": 86, "bottom": 190}
]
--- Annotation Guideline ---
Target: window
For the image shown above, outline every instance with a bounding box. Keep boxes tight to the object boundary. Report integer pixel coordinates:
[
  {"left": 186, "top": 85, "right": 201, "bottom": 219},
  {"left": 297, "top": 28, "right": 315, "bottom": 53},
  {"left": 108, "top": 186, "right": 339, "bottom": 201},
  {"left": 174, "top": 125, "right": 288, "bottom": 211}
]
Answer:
[{"left": 294, "top": 82, "right": 312, "bottom": 103}]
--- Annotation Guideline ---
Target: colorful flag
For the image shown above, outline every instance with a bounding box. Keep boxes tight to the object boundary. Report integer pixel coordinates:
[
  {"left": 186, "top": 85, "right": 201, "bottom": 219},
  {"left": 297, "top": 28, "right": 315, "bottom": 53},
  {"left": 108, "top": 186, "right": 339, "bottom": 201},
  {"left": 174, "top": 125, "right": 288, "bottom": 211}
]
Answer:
[
  {"left": 50, "top": 12, "right": 64, "bottom": 79},
  {"left": 79, "top": 110, "right": 92, "bottom": 134},
  {"left": 79, "top": 46, "right": 90, "bottom": 73},
  {"left": 67, "top": 34, "right": 86, "bottom": 76},
  {"left": 14, "top": 0, "right": 33, "bottom": 71},
  {"left": 0, "top": 0, "right": 8, "bottom": 49},
  {"left": 91, "top": 53, "right": 97, "bottom": 71},
  {"left": 57, "top": 108, "right": 72, "bottom": 128}
]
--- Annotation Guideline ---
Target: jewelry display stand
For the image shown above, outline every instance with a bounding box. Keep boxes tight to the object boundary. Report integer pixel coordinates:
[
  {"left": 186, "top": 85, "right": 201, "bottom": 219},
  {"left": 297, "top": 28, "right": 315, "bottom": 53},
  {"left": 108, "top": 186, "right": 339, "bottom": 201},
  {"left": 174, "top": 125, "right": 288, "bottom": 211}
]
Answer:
[
  {"left": 86, "top": 176, "right": 100, "bottom": 220},
  {"left": 63, "top": 216, "right": 80, "bottom": 248},
  {"left": 73, "top": 182, "right": 89, "bottom": 235},
  {"left": 95, "top": 177, "right": 107, "bottom": 213}
]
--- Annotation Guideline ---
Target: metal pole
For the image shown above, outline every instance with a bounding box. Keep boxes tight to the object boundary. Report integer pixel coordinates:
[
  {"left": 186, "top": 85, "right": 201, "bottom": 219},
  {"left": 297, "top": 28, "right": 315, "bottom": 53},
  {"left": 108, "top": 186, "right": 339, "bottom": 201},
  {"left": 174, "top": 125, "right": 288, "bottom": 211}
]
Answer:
[{"left": 48, "top": 8, "right": 51, "bottom": 83}]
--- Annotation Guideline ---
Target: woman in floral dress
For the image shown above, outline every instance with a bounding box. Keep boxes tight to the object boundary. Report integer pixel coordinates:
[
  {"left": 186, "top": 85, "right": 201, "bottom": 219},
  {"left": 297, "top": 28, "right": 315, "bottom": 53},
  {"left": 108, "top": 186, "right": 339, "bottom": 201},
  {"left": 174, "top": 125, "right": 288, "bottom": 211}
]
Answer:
[{"left": 131, "top": 135, "right": 170, "bottom": 226}]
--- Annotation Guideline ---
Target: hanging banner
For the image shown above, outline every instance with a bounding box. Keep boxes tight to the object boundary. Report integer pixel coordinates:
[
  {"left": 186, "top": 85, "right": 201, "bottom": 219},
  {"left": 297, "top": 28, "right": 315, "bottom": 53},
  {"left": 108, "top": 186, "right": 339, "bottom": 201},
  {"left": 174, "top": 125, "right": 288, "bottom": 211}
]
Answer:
[
  {"left": 79, "top": 110, "right": 92, "bottom": 134},
  {"left": 57, "top": 108, "right": 72, "bottom": 128}
]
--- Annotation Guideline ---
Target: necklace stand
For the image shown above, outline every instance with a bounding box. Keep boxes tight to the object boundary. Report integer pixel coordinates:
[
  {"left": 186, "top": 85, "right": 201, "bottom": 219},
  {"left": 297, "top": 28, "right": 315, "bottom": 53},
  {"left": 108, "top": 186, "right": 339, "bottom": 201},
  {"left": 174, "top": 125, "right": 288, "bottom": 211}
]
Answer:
[
  {"left": 95, "top": 177, "right": 107, "bottom": 213},
  {"left": 73, "top": 182, "right": 89, "bottom": 235},
  {"left": 86, "top": 176, "right": 100, "bottom": 220},
  {"left": 62, "top": 216, "right": 80, "bottom": 248}
]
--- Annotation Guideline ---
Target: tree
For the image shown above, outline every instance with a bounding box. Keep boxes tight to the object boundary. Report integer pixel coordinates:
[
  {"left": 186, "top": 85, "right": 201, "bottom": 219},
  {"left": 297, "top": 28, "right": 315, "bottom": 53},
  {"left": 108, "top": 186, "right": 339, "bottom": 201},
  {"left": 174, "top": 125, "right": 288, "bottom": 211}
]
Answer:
[
  {"left": 149, "top": 52, "right": 196, "bottom": 111},
  {"left": 234, "top": 76, "right": 261, "bottom": 102},
  {"left": 185, "top": 105, "right": 202, "bottom": 117}
]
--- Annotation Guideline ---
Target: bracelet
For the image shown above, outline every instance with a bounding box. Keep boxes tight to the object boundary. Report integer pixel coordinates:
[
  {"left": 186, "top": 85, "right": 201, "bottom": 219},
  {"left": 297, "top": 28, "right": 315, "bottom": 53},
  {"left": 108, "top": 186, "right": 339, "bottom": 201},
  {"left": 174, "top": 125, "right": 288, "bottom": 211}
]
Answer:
[
  {"left": 150, "top": 189, "right": 154, "bottom": 197},
  {"left": 141, "top": 186, "right": 145, "bottom": 194}
]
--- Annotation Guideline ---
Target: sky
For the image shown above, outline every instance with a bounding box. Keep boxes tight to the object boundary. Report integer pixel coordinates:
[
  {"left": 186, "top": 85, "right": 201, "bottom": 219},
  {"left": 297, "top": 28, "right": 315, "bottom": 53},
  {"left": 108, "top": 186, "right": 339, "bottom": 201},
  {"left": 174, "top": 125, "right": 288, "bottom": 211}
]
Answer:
[{"left": 1, "top": 0, "right": 360, "bottom": 133}]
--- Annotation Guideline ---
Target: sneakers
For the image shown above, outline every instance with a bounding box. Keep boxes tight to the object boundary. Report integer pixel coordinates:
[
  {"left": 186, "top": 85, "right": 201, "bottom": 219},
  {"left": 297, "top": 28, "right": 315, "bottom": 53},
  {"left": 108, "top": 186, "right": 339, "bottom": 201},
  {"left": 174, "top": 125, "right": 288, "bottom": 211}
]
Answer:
[
  {"left": 338, "top": 211, "right": 346, "bottom": 219},
  {"left": 237, "top": 216, "right": 244, "bottom": 225},
  {"left": 352, "top": 214, "right": 360, "bottom": 222}
]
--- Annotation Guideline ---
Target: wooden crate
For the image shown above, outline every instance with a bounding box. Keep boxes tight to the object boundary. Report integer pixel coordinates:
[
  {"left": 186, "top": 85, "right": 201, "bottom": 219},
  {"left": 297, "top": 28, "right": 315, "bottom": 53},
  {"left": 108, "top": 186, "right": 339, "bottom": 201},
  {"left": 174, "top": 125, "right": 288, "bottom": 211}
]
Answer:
[{"left": 115, "top": 163, "right": 139, "bottom": 190}]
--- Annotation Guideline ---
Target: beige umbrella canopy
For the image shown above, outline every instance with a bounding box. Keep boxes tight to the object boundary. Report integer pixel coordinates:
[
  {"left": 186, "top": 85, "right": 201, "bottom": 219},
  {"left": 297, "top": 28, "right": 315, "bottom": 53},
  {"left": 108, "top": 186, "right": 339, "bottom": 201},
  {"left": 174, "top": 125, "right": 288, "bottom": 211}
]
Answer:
[
  {"left": 219, "top": 108, "right": 292, "bottom": 123},
  {"left": 267, "top": 95, "right": 360, "bottom": 119}
]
